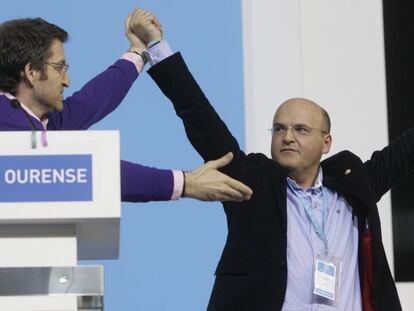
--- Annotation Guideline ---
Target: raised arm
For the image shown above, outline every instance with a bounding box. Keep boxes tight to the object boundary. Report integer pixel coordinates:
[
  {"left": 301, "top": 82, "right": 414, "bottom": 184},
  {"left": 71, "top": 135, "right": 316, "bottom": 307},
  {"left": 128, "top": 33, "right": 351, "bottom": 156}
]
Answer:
[
  {"left": 126, "top": 9, "right": 252, "bottom": 202},
  {"left": 364, "top": 127, "right": 414, "bottom": 202},
  {"left": 121, "top": 152, "right": 251, "bottom": 202},
  {"left": 47, "top": 14, "right": 146, "bottom": 130},
  {"left": 128, "top": 9, "right": 247, "bottom": 180}
]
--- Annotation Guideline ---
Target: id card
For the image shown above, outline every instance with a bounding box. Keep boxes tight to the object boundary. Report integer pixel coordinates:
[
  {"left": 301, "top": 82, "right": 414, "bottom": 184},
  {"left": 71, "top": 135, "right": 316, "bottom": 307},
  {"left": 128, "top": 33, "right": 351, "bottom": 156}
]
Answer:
[{"left": 312, "top": 254, "right": 342, "bottom": 306}]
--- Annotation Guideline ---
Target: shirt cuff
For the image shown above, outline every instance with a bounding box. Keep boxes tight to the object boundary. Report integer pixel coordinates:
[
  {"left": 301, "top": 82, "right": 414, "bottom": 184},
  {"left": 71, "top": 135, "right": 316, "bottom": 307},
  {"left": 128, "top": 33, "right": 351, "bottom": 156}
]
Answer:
[
  {"left": 144, "top": 40, "right": 174, "bottom": 66},
  {"left": 121, "top": 52, "right": 145, "bottom": 73},
  {"left": 171, "top": 169, "right": 184, "bottom": 200}
]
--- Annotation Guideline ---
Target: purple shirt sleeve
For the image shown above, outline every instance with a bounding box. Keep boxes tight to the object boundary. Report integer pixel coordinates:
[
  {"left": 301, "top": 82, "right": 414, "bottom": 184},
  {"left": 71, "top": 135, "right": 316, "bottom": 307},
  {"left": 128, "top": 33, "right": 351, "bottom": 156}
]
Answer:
[
  {"left": 43, "top": 59, "right": 176, "bottom": 202},
  {"left": 47, "top": 59, "right": 138, "bottom": 130},
  {"left": 121, "top": 160, "right": 174, "bottom": 202}
]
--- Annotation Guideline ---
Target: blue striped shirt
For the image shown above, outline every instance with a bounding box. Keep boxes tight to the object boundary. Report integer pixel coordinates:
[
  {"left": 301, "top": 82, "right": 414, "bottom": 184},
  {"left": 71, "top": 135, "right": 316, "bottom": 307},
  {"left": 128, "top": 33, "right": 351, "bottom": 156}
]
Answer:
[{"left": 282, "top": 169, "right": 362, "bottom": 311}]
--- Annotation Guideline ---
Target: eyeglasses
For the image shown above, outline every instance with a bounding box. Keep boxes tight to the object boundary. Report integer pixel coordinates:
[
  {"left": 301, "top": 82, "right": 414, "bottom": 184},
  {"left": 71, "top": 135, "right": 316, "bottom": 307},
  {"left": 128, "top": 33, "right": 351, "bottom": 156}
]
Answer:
[
  {"left": 269, "top": 124, "right": 328, "bottom": 137},
  {"left": 44, "top": 61, "right": 69, "bottom": 75}
]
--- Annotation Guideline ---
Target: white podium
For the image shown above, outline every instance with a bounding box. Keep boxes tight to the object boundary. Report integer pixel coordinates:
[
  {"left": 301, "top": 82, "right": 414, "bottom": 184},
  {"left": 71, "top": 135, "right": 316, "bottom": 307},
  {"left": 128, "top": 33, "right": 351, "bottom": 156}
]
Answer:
[{"left": 0, "top": 131, "right": 121, "bottom": 311}]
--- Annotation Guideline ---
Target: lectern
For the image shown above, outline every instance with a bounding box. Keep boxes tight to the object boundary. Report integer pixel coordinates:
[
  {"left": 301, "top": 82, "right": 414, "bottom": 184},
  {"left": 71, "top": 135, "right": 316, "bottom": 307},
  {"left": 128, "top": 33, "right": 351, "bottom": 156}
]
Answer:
[{"left": 0, "top": 131, "right": 121, "bottom": 311}]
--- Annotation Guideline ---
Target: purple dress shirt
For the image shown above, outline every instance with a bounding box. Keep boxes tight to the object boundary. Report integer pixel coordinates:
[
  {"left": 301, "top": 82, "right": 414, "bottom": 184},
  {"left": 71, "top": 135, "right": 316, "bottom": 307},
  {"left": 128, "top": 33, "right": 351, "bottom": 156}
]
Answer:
[
  {"left": 0, "top": 59, "right": 174, "bottom": 202},
  {"left": 282, "top": 169, "right": 362, "bottom": 311}
]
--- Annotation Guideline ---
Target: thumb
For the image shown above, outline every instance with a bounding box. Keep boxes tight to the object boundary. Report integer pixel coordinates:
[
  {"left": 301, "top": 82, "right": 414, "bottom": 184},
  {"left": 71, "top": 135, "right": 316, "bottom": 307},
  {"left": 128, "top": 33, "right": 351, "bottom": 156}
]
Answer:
[{"left": 209, "top": 152, "right": 234, "bottom": 169}]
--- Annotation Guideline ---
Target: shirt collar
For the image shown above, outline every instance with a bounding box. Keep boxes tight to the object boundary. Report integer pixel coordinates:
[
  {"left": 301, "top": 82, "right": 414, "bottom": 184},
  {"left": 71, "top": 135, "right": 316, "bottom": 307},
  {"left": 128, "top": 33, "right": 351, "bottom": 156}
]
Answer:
[{"left": 287, "top": 167, "right": 323, "bottom": 192}]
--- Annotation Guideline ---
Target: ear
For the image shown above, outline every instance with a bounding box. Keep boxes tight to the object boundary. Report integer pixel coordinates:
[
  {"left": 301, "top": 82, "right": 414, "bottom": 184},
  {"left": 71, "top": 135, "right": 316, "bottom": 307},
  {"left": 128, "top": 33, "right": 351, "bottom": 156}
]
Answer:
[
  {"left": 21, "top": 63, "right": 38, "bottom": 87},
  {"left": 322, "top": 133, "right": 332, "bottom": 154}
]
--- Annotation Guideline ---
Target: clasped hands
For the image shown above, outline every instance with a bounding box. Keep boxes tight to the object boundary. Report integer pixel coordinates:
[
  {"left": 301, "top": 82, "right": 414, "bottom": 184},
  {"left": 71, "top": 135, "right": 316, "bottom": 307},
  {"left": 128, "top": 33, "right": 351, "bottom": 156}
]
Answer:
[{"left": 125, "top": 8, "right": 163, "bottom": 55}]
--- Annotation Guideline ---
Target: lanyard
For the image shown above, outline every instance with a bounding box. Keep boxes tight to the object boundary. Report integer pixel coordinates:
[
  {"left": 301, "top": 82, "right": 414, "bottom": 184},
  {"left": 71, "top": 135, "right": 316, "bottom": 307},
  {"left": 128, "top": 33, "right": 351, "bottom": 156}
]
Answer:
[{"left": 288, "top": 183, "right": 329, "bottom": 252}]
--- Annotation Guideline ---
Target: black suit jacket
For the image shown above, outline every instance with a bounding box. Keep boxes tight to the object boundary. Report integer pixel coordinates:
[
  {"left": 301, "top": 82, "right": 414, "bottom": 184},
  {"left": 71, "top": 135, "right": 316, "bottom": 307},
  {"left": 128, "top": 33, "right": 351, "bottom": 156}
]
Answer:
[{"left": 149, "top": 53, "right": 409, "bottom": 311}]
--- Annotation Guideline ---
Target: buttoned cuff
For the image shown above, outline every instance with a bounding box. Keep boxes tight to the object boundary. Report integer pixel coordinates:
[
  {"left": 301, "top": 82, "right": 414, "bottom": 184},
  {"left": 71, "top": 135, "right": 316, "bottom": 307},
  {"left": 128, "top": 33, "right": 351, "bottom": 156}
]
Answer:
[{"left": 144, "top": 40, "right": 174, "bottom": 66}]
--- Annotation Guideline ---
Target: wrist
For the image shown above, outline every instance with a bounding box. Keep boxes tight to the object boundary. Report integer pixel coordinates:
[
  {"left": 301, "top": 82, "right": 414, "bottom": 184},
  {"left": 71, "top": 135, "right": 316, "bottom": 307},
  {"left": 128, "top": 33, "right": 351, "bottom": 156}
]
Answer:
[
  {"left": 122, "top": 50, "right": 145, "bottom": 73},
  {"left": 128, "top": 46, "right": 145, "bottom": 55},
  {"left": 183, "top": 171, "right": 193, "bottom": 198},
  {"left": 127, "top": 49, "right": 147, "bottom": 66},
  {"left": 181, "top": 170, "right": 187, "bottom": 197},
  {"left": 147, "top": 39, "right": 162, "bottom": 48}
]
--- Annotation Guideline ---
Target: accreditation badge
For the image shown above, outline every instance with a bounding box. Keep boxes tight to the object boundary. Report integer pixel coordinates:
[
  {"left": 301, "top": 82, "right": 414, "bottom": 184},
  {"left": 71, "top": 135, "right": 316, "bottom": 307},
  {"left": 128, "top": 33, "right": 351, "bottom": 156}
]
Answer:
[{"left": 311, "top": 253, "right": 342, "bottom": 307}]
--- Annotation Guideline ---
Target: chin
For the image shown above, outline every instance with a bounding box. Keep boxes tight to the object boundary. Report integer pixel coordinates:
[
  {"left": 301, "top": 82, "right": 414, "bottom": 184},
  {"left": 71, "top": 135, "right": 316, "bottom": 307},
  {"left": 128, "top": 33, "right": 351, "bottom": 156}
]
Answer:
[
  {"left": 279, "top": 163, "right": 296, "bottom": 171},
  {"left": 276, "top": 155, "right": 299, "bottom": 169},
  {"left": 53, "top": 102, "right": 64, "bottom": 112}
]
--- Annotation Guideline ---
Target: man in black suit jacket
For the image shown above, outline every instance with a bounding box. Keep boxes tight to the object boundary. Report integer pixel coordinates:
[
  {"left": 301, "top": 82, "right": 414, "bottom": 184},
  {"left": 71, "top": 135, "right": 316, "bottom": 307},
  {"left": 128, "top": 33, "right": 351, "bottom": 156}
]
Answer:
[{"left": 131, "top": 8, "right": 408, "bottom": 311}]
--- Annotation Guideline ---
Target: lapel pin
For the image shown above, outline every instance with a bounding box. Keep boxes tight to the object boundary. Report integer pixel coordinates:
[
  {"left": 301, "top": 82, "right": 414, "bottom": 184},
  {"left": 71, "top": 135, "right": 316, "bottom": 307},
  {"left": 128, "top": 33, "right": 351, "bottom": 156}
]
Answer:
[{"left": 344, "top": 168, "right": 352, "bottom": 176}]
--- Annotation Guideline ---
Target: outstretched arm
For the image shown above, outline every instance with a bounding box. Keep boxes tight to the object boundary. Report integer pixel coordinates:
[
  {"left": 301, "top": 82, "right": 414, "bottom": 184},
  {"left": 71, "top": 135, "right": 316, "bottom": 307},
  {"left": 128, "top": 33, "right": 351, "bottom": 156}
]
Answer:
[
  {"left": 183, "top": 152, "right": 252, "bottom": 202},
  {"left": 121, "top": 153, "right": 251, "bottom": 202}
]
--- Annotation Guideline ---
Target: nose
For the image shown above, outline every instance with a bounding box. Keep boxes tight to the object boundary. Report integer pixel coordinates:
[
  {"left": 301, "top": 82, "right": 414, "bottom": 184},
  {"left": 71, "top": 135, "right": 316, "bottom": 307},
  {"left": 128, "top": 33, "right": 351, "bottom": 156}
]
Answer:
[
  {"left": 62, "top": 72, "right": 70, "bottom": 87},
  {"left": 282, "top": 127, "right": 296, "bottom": 143}
]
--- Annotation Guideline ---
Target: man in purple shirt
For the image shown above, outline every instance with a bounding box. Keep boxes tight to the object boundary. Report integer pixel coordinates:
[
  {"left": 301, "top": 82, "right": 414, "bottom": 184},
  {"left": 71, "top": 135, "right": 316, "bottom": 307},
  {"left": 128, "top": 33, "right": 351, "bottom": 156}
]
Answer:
[
  {"left": 0, "top": 17, "right": 252, "bottom": 203},
  {"left": 130, "top": 8, "right": 411, "bottom": 310}
]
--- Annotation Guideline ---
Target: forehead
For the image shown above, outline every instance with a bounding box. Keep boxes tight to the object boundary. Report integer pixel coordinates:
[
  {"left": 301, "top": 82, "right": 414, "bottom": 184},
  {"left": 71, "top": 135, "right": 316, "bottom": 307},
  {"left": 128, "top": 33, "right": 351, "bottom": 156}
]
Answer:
[
  {"left": 273, "top": 100, "right": 324, "bottom": 126},
  {"left": 47, "top": 39, "right": 66, "bottom": 61}
]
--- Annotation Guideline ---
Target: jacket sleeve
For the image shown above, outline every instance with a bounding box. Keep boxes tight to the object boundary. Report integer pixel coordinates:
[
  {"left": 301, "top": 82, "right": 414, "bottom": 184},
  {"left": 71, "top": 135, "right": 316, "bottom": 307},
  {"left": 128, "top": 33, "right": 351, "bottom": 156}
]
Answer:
[
  {"left": 47, "top": 59, "right": 138, "bottom": 130},
  {"left": 121, "top": 160, "right": 174, "bottom": 202},
  {"left": 148, "top": 52, "right": 247, "bottom": 179},
  {"left": 364, "top": 128, "right": 414, "bottom": 202}
]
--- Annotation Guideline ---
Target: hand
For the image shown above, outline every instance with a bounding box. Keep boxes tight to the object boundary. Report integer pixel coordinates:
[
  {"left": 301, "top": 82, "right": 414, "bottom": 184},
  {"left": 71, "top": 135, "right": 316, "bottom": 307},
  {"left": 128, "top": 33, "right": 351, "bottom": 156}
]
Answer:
[
  {"left": 129, "top": 8, "right": 163, "bottom": 44},
  {"left": 184, "top": 152, "right": 253, "bottom": 202},
  {"left": 125, "top": 12, "right": 145, "bottom": 54}
]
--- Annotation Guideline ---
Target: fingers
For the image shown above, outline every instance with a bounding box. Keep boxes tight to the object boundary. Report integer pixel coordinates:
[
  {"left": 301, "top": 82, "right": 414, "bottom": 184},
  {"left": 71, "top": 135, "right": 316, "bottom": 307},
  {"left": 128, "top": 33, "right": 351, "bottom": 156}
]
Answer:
[
  {"left": 152, "top": 17, "right": 163, "bottom": 35},
  {"left": 132, "top": 9, "right": 154, "bottom": 25},
  {"left": 224, "top": 176, "right": 253, "bottom": 199},
  {"left": 202, "top": 173, "right": 252, "bottom": 202},
  {"left": 207, "top": 180, "right": 252, "bottom": 202},
  {"left": 125, "top": 13, "right": 132, "bottom": 34},
  {"left": 129, "top": 7, "right": 162, "bottom": 43},
  {"left": 207, "top": 152, "right": 234, "bottom": 169},
  {"left": 152, "top": 18, "right": 161, "bottom": 29},
  {"left": 183, "top": 153, "right": 252, "bottom": 202},
  {"left": 195, "top": 153, "right": 253, "bottom": 201},
  {"left": 213, "top": 186, "right": 245, "bottom": 202},
  {"left": 125, "top": 11, "right": 146, "bottom": 53}
]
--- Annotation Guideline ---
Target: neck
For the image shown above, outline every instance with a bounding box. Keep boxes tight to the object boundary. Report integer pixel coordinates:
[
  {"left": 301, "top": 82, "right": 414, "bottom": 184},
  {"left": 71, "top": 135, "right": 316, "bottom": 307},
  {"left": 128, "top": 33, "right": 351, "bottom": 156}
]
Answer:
[
  {"left": 288, "top": 166, "right": 320, "bottom": 188},
  {"left": 15, "top": 92, "right": 47, "bottom": 120}
]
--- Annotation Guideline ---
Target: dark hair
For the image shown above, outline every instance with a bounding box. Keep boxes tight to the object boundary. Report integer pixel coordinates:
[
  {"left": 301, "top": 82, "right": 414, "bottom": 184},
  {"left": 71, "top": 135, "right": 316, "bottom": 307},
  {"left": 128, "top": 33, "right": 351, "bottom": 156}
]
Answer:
[{"left": 0, "top": 18, "right": 68, "bottom": 95}]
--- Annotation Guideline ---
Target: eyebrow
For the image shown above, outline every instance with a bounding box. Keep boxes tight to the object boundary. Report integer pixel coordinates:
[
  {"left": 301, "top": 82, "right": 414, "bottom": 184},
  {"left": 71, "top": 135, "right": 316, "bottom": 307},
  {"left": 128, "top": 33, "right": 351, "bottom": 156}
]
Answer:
[
  {"left": 273, "top": 122, "right": 311, "bottom": 127},
  {"left": 48, "top": 59, "right": 66, "bottom": 64}
]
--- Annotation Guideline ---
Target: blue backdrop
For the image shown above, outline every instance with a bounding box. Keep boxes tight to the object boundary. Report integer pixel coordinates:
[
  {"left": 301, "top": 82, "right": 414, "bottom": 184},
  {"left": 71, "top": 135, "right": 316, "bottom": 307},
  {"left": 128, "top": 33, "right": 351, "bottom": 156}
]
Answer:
[{"left": 1, "top": 1, "right": 245, "bottom": 309}]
